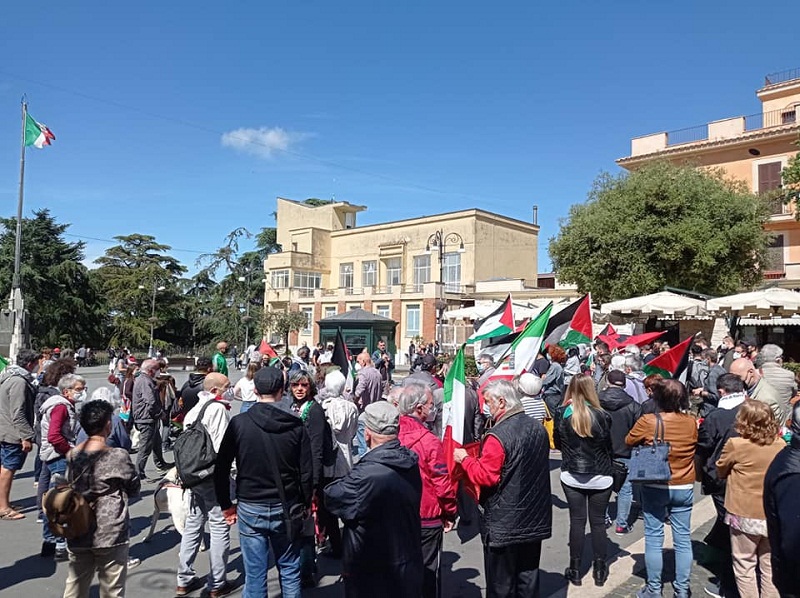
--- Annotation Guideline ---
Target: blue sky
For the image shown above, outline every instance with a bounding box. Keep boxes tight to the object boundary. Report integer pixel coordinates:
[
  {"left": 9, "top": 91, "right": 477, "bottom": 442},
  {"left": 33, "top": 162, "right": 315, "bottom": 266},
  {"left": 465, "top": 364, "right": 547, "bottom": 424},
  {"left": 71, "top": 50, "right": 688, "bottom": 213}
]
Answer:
[{"left": 0, "top": 1, "right": 797, "bottom": 275}]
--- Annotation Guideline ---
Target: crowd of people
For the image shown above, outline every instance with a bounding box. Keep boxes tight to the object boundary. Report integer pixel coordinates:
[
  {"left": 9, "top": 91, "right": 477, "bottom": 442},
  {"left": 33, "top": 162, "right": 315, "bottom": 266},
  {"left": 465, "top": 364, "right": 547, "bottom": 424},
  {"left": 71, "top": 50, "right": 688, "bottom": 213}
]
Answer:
[{"left": 0, "top": 333, "right": 799, "bottom": 598}]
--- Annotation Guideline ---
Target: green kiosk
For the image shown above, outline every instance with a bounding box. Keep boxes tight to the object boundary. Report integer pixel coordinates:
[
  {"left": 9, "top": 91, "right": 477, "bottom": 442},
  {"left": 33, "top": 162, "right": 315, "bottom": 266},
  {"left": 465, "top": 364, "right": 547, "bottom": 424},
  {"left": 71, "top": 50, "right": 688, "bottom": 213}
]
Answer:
[{"left": 317, "top": 308, "right": 398, "bottom": 356}]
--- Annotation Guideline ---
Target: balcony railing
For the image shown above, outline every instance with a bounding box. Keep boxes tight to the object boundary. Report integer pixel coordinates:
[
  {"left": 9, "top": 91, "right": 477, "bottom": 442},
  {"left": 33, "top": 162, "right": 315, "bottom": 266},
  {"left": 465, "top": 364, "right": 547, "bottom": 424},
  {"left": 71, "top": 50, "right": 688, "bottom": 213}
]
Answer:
[
  {"left": 665, "top": 108, "right": 799, "bottom": 147},
  {"left": 765, "top": 68, "right": 800, "bottom": 86}
]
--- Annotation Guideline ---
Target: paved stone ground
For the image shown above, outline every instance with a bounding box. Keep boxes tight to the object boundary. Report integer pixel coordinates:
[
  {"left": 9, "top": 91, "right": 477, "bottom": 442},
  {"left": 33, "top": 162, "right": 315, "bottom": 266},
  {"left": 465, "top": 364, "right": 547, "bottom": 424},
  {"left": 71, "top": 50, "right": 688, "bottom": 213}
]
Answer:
[{"left": 0, "top": 365, "right": 728, "bottom": 597}]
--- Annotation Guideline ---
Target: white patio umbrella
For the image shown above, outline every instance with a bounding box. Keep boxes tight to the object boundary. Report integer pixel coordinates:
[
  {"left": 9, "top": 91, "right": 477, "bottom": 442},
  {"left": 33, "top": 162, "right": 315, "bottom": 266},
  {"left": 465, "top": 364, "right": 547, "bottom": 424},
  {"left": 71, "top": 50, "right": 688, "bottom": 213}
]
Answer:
[
  {"left": 600, "top": 291, "right": 708, "bottom": 318},
  {"left": 706, "top": 287, "right": 800, "bottom": 317}
]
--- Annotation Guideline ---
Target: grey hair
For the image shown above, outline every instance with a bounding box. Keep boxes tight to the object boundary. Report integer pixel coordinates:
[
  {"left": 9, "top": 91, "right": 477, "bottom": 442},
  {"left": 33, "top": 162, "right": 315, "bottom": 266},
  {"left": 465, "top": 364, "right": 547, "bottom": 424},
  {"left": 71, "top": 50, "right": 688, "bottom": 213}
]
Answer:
[
  {"left": 140, "top": 359, "right": 160, "bottom": 375},
  {"left": 398, "top": 382, "right": 431, "bottom": 415},
  {"left": 325, "top": 370, "right": 346, "bottom": 396},
  {"left": 624, "top": 354, "right": 642, "bottom": 372},
  {"left": 483, "top": 379, "right": 521, "bottom": 410},
  {"left": 386, "top": 385, "right": 404, "bottom": 407},
  {"left": 755, "top": 344, "right": 783, "bottom": 368},
  {"left": 58, "top": 373, "right": 86, "bottom": 393},
  {"left": 477, "top": 353, "right": 495, "bottom": 366}
]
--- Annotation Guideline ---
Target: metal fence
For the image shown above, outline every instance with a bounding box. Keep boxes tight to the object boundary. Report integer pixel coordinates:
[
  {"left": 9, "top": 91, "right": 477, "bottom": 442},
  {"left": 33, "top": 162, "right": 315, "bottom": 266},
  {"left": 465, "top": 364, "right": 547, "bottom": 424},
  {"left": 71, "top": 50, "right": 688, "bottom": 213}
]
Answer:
[{"left": 765, "top": 68, "right": 800, "bottom": 86}]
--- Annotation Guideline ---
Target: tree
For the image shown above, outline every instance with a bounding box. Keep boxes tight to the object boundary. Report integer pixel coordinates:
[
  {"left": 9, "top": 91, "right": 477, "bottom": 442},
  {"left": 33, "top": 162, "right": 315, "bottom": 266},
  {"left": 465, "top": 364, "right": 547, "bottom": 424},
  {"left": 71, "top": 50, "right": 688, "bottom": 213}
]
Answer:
[
  {"left": 303, "top": 198, "right": 331, "bottom": 207},
  {"left": 262, "top": 310, "right": 308, "bottom": 354},
  {"left": 94, "top": 234, "right": 186, "bottom": 349},
  {"left": 0, "top": 209, "right": 105, "bottom": 347},
  {"left": 549, "top": 161, "right": 771, "bottom": 303},
  {"left": 782, "top": 139, "right": 800, "bottom": 214}
]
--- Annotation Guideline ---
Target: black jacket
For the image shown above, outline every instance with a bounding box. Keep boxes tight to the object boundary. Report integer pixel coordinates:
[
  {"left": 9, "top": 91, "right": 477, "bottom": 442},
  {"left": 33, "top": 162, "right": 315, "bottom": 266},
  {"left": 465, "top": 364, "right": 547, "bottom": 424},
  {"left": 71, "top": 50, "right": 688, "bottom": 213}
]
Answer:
[
  {"left": 554, "top": 405, "right": 613, "bottom": 476},
  {"left": 214, "top": 401, "right": 313, "bottom": 511},
  {"left": 324, "top": 439, "right": 423, "bottom": 597},
  {"left": 179, "top": 372, "right": 206, "bottom": 413},
  {"left": 481, "top": 409, "right": 552, "bottom": 547},
  {"left": 598, "top": 386, "right": 642, "bottom": 459},
  {"left": 294, "top": 398, "right": 335, "bottom": 487},
  {"left": 463, "top": 386, "right": 485, "bottom": 445},
  {"left": 696, "top": 403, "right": 740, "bottom": 495},
  {"left": 764, "top": 437, "right": 800, "bottom": 597}
]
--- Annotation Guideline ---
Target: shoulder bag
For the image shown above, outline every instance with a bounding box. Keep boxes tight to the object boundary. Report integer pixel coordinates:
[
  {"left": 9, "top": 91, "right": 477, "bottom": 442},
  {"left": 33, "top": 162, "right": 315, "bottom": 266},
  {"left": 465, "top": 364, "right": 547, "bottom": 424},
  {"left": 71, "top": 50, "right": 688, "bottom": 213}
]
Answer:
[{"left": 627, "top": 412, "right": 672, "bottom": 483}]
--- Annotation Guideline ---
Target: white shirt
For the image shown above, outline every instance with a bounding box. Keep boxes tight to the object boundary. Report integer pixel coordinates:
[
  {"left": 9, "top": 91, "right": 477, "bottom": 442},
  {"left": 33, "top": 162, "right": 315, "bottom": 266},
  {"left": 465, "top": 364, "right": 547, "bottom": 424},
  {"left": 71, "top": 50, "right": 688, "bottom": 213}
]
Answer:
[
  {"left": 234, "top": 377, "right": 258, "bottom": 402},
  {"left": 184, "top": 392, "right": 231, "bottom": 452}
]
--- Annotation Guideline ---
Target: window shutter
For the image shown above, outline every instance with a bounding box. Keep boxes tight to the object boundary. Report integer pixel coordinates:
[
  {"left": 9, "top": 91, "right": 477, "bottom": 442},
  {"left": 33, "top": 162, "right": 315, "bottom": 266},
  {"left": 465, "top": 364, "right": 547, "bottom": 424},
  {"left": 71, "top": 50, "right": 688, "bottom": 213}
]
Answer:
[{"left": 758, "top": 162, "right": 782, "bottom": 193}]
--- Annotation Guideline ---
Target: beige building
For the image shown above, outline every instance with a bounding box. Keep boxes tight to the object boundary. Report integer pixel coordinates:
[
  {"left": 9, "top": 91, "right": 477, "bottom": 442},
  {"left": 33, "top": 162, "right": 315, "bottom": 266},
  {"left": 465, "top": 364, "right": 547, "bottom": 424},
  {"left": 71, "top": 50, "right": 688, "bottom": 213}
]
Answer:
[
  {"left": 617, "top": 68, "right": 800, "bottom": 283},
  {"left": 263, "top": 198, "right": 540, "bottom": 357}
]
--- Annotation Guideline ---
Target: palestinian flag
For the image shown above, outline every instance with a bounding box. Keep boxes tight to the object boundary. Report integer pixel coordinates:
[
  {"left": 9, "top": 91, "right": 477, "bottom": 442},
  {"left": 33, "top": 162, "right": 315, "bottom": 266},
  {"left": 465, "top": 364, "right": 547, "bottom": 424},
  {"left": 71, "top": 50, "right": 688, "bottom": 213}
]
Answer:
[
  {"left": 543, "top": 294, "right": 592, "bottom": 349},
  {"left": 442, "top": 345, "right": 468, "bottom": 491},
  {"left": 24, "top": 113, "right": 55, "bottom": 148},
  {"left": 468, "top": 295, "right": 515, "bottom": 343},
  {"left": 543, "top": 294, "right": 590, "bottom": 348},
  {"left": 598, "top": 330, "right": 666, "bottom": 352},
  {"left": 258, "top": 339, "right": 278, "bottom": 359},
  {"left": 643, "top": 336, "right": 692, "bottom": 378},
  {"left": 0, "top": 354, "right": 7, "bottom": 373},
  {"left": 331, "top": 329, "right": 356, "bottom": 393},
  {"left": 503, "top": 302, "right": 553, "bottom": 376}
]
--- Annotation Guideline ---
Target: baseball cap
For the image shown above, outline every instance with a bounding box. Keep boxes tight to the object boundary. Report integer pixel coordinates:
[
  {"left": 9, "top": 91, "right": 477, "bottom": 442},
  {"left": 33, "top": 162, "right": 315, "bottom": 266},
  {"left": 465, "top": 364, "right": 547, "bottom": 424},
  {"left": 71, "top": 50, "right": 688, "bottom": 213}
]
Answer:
[
  {"left": 363, "top": 401, "right": 400, "bottom": 435},
  {"left": 253, "top": 367, "right": 284, "bottom": 395},
  {"left": 607, "top": 370, "right": 626, "bottom": 387},
  {"left": 517, "top": 373, "right": 543, "bottom": 397},
  {"left": 422, "top": 354, "right": 437, "bottom": 368}
]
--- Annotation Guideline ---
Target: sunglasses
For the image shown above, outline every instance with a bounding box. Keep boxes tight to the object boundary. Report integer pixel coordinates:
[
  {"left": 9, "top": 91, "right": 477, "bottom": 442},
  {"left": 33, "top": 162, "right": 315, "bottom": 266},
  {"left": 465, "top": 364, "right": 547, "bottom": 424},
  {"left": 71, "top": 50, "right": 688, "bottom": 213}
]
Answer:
[{"left": 291, "top": 382, "right": 310, "bottom": 388}]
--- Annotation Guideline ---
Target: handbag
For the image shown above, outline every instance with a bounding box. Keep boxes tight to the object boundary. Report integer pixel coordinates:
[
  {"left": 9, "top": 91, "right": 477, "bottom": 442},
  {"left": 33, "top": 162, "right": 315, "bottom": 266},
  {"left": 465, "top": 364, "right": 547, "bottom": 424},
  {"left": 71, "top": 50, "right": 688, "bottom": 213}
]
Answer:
[
  {"left": 611, "top": 459, "right": 629, "bottom": 493},
  {"left": 542, "top": 403, "right": 555, "bottom": 450},
  {"left": 627, "top": 412, "right": 672, "bottom": 483}
]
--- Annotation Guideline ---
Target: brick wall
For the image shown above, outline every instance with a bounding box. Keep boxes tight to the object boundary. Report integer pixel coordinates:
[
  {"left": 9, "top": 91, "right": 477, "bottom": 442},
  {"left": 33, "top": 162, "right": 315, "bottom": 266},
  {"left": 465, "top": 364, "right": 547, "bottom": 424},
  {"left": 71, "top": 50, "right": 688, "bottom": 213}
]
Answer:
[{"left": 422, "top": 298, "right": 437, "bottom": 344}]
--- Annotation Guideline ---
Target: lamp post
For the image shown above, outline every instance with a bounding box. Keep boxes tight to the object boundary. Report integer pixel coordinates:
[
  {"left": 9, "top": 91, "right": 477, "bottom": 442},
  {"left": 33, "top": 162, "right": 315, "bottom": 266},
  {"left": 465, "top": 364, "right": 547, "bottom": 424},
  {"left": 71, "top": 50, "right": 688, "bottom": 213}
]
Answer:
[
  {"left": 138, "top": 280, "right": 165, "bottom": 358},
  {"left": 425, "top": 230, "right": 465, "bottom": 351}
]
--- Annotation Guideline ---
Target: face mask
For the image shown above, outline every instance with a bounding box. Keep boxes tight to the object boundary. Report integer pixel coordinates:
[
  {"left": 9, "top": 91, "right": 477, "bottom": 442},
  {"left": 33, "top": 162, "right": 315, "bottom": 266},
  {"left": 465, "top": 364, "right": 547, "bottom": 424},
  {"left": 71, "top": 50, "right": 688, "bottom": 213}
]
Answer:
[
  {"left": 482, "top": 402, "right": 492, "bottom": 418},
  {"left": 476, "top": 363, "right": 485, "bottom": 374},
  {"left": 733, "top": 352, "right": 741, "bottom": 359},
  {"left": 73, "top": 390, "right": 87, "bottom": 403},
  {"left": 426, "top": 405, "right": 437, "bottom": 423},
  {"left": 222, "top": 388, "right": 235, "bottom": 401},
  {"left": 355, "top": 363, "right": 363, "bottom": 372}
]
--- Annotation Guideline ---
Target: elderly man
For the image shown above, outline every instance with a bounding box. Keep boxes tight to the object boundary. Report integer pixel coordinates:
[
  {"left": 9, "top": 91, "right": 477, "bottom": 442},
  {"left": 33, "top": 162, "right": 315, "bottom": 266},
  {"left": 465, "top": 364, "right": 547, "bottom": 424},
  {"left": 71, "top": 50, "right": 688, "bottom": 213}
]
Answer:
[
  {"left": 133, "top": 358, "right": 172, "bottom": 480},
  {"left": 454, "top": 380, "right": 552, "bottom": 598},
  {"left": 729, "top": 357, "right": 783, "bottom": 421},
  {"left": 176, "top": 373, "right": 233, "bottom": 598},
  {"left": 764, "top": 402, "right": 800, "bottom": 598},
  {"left": 0, "top": 349, "right": 39, "bottom": 521},
  {"left": 212, "top": 342, "right": 229, "bottom": 377},
  {"left": 756, "top": 344, "right": 797, "bottom": 422},
  {"left": 476, "top": 353, "right": 497, "bottom": 388},
  {"left": 354, "top": 350, "right": 384, "bottom": 457},
  {"left": 325, "top": 401, "right": 423, "bottom": 597},
  {"left": 398, "top": 383, "right": 457, "bottom": 598}
]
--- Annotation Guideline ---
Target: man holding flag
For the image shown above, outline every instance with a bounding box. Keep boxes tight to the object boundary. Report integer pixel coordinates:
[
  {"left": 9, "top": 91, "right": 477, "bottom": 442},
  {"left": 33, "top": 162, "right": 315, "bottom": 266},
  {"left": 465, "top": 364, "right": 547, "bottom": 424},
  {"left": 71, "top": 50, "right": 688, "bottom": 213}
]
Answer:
[{"left": 452, "top": 379, "right": 552, "bottom": 598}]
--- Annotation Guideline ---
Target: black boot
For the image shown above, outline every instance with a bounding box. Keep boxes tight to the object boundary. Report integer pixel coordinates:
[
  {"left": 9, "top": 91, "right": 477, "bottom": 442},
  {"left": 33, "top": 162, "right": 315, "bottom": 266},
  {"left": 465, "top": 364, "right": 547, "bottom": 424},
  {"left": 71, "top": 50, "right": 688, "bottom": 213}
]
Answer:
[
  {"left": 564, "top": 558, "right": 582, "bottom": 586},
  {"left": 593, "top": 558, "right": 608, "bottom": 586}
]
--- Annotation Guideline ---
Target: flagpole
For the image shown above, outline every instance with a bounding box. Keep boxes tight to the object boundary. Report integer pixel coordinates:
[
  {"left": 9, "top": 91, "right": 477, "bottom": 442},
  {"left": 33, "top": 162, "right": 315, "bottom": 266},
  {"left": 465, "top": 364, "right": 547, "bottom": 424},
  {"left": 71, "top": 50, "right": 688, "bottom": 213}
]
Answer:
[{"left": 7, "top": 99, "right": 28, "bottom": 359}]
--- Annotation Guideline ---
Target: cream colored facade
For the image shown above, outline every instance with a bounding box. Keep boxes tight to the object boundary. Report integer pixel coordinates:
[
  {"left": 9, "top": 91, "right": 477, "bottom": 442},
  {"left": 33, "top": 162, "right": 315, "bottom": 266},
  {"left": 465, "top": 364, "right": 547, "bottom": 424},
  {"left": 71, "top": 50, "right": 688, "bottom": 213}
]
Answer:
[
  {"left": 263, "top": 198, "right": 540, "bottom": 356},
  {"left": 618, "top": 68, "right": 800, "bottom": 283}
]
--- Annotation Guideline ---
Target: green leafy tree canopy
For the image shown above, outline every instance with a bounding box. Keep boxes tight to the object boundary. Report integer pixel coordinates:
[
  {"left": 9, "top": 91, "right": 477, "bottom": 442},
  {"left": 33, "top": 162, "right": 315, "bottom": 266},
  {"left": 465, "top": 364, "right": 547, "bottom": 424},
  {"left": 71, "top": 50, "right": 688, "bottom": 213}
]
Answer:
[{"left": 549, "top": 161, "right": 771, "bottom": 303}]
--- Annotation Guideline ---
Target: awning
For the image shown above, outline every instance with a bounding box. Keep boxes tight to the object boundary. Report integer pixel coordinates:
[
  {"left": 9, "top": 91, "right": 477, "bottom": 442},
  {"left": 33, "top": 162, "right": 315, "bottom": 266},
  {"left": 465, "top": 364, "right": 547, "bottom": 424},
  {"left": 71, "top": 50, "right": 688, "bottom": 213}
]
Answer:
[{"left": 738, "top": 317, "right": 800, "bottom": 326}]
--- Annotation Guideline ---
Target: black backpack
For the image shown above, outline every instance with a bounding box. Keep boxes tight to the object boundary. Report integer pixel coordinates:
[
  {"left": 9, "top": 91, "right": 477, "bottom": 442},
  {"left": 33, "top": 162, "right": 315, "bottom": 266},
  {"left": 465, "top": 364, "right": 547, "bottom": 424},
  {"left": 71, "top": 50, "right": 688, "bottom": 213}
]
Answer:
[{"left": 173, "top": 400, "right": 221, "bottom": 488}]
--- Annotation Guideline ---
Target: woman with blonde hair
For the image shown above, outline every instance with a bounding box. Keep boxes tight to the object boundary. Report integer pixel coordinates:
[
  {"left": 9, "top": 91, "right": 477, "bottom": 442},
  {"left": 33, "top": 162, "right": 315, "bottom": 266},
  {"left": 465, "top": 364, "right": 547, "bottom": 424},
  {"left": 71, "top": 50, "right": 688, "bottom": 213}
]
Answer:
[
  {"left": 554, "top": 374, "right": 614, "bottom": 587},
  {"left": 716, "top": 399, "right": 784, "bottom": 598},
  {"left": 233, "top": 361, "right": 261, "bottom": 414}
]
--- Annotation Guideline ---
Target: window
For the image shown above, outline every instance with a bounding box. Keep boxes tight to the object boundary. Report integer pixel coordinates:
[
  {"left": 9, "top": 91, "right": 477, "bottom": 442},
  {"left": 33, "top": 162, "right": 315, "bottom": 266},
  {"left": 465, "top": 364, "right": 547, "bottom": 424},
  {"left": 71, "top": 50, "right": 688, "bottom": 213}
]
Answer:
[
  {"left": 339, "top": 263, "right": 354, "bottom": 292},
  {"left": 766, "top": 234, "right": 785, "bottom": 272},
  {"left": 349, "top": 304, "right": 361, "bottom": 310},
  {"left": 271, "top": 270, "right": 289, "bottom": 289},
  {"left": 324, "top": 306, "right": 336, "bottom": 319},
  {"left": 362, "top": 260, "right": 377, "bottom": 288},
  {"left": 293, "top": 271, "right": 321, "bottom": 297},
  {"left": 758, "top": 162, "right": 783, "bottom": 193},
  {"left": 301, "top": 307, "right": 313, "bottom": 334},
  {"left": 442, "top": 252, "right": 461, "bottom": 292},
  {"left": 413, "top": 255, "right": 430, "bottom": 291},
  {"left": 782, "top": 110, "right": 797, "bottom": 125},
  {"left": 376, "top": 305, "right": 390, "bottom": 318},
  {"left": 386, "top": 257, "right": 402, "bottom": 289},
  {"left": 406, "top": 304, "right": 420, "bottom": 336}
]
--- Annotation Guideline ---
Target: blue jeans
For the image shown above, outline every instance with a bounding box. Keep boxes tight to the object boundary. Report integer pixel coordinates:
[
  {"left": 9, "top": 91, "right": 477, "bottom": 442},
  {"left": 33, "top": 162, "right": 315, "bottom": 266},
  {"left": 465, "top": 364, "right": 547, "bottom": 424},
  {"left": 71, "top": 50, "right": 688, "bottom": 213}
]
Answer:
[
  {"left": 355, "top": 417, "right": 367, "bottom": 457},
  {"left": 42, "top": 457, "right": 67, "bottom": 549},
  {"left": 640, "top": 485, "right": 694, "bottom": 597},
  {"left": 615, "top": 457, "right": 633, "bottom": 527},
  {"left": 239, "top": 401, "right": 255, "bottom": 415},
  {"left": 237, "top": 501, "right": 301, "bottom": 598}
]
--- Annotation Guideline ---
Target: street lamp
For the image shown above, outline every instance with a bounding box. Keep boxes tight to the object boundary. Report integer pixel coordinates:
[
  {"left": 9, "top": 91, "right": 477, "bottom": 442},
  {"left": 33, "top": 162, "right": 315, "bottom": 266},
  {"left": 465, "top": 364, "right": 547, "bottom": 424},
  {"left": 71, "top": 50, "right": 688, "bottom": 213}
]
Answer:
[
  {"left": 138, "top": 280, "right": 165, "bottom": 358},
  {"left": 425, "top": 230, "right": 465, "bottom": 351}
]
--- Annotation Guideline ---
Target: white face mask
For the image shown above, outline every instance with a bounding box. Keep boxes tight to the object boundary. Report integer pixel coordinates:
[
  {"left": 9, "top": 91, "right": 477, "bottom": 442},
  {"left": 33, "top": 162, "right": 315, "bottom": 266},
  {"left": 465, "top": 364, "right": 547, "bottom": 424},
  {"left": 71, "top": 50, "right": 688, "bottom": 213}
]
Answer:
[
  {"left": 482, "top": 402, "right": 492, "bottom": 417},
  {"left": 426, "top": 405, "right": 437, "bottom": 423},
  {"left": 733, "top": 352, "right": 741, "bottom": 359},
  {"left": 73, "top": 390, "right": 87, "bottom": 403}
]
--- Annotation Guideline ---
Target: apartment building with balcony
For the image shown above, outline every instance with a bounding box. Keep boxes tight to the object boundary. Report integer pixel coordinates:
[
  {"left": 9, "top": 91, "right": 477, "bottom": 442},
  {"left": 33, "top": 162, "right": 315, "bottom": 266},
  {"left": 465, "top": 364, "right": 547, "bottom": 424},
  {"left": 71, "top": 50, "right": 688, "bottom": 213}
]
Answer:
[
  {"left": 617, "top": 68, "right": 800, "bottom": 283},
  {"left": 263, "top": 197, "right": 539, "bottom": 355}
]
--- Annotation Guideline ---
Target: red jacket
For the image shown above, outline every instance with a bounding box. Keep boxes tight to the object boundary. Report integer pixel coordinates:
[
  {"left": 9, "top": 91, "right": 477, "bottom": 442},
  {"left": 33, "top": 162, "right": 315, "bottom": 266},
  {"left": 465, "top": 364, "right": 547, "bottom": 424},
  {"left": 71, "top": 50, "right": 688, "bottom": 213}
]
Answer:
[{"left": 398, "top": 415, "right": 457, "bottom": 527}]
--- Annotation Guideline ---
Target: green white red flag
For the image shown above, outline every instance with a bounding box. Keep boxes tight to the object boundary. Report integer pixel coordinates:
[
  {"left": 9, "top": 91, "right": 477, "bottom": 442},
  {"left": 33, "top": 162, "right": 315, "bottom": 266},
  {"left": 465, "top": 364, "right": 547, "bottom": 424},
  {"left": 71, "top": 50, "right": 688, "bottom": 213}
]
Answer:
[
  {"left": 643, "top": 335, "right": 692, "bottom": 379},
  {"left": 496, "top": 302, "right": 553, "bottom": 376},
  {"left": 468, "top": 294, "right": 515, "bottom": 343},
  {"left": 442, "top": 345, "right": 467, "bottom": 482},
  {"left": 24, "top": 113, "right": 55, "bottom": 148}
]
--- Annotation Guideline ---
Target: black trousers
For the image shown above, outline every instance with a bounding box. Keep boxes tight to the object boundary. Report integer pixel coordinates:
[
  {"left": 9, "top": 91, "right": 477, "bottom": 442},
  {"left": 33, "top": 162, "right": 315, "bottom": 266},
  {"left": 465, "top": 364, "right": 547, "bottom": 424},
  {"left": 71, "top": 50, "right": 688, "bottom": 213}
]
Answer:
[
  {"left": 561, "top": 482, "right": 612, "bottom": 561},
  {"left": 136, "top": 421, "right": 167, "bottom": 476},
  {"left": 420, "top": 526, "right": 443, "bottom": 598},
  {"left": 483, "top": 540, "right": 542, "bottom": 598}
]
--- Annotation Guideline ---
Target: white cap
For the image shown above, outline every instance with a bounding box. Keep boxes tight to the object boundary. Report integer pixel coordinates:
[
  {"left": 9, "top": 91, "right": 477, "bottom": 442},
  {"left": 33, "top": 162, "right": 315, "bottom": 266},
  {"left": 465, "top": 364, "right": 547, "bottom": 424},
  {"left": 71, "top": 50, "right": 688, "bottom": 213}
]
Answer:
[{"left": 517, "top": 373, "right": 543, "bottom": 396}]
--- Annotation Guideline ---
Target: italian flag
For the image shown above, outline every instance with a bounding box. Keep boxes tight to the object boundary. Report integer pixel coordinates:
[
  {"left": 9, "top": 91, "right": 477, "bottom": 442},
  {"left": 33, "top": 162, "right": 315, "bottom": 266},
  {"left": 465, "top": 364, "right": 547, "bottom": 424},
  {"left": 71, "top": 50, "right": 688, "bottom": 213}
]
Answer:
[
  {"left": 24, "top": 113, "right": 55, "bottom": 148},
  {"left": 544, "top": 294, "right": 593, "bottom": 349},
  {"left": 0, "top": 354, "right": 7, "bottom": 374},
  {"left": 504, "top": 302, "right": 553, "bottom": 376},
  {"left": 643, "top": 335, "right": 692, "bottom": 379},
  {"left": 442, "top": 345, "right": 466, "bottom": 479},
  {"left": 468, "top": 294, "right": 515, "bottom": 343}
]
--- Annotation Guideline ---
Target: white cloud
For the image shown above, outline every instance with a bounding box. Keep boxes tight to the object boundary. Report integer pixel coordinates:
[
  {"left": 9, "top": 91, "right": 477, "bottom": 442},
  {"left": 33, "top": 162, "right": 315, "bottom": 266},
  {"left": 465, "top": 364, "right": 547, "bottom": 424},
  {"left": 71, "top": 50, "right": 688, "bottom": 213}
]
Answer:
[{"left": 221, "top": 126, "right": 310, "bottom": 159}]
